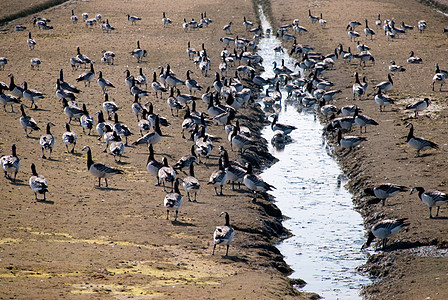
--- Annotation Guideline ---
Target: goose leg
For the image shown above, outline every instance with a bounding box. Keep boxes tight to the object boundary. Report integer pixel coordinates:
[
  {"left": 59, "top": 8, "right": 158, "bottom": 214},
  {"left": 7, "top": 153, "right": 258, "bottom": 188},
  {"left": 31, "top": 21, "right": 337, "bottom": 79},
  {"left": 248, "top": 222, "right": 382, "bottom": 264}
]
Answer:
[
  {"left": 42, "top": 148, "right": 46, "bottom": 159},
  {"left": 174, "top": 210, "right": 178, "bottom": 221},
  {"left": 436, "top": 206, "right": 440, "bottom": 217},
  {"left": 166, "top": 210, "right": 169, "bottom": 220},
  {"left": 98, "top": 177, "right": 101, "bottom": 187},
  {"left": 72, "top": 143, "right": 76, "bottom": 153},
  {"left": 105, "top": 178, "right": 108, "bottom": 187},
  {"left": 225, "top": 245, "right": 229, "bottom": 256},
  {"left": 66, "top": 144, "right": 69, "bottom": 153},
  {"left": 212, "top": 244, "right": 216, "bottom": 255}
]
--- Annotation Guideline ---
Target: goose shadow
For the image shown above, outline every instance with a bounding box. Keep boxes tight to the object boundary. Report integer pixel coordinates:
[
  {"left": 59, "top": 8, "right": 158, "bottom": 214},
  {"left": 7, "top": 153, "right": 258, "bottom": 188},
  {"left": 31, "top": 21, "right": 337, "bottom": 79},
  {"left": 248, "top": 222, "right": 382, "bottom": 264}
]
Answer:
[
  {"left": 115, "top": 160, "right": 130, "bottom": 165},
  {"left": 416, "top": 153, "right": 436, "bottom": 158},
  {"left": 222, "top": 255, "right": 247, "bottom": 263},
  {"left": 45, "top": 157, "right": 61, "bottom": 162},
  {"left": 10, "top": 180, "right": 28, "bottom": 187},
  {"left": 430, "top": 216, "right": 448, "bottom": 220},
  {"left": 36, "top": 199, "right": 55, "bottom": 204},
  {"left": 26, "top": 136, "right": 40, "bottom": 140},
  {"left": 95, "top": 186, "right": 126, "bottom": 191},
  {"left": 171, "top": 220, "right": 196, "bottom": 226}
]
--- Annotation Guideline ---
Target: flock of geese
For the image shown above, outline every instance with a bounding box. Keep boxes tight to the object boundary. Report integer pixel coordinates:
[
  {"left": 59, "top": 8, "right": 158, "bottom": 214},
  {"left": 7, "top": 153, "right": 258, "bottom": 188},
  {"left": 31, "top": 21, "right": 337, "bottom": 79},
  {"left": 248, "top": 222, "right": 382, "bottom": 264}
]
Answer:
[{"left": 0, "top": 3, "right": 447, "bottom": 260}]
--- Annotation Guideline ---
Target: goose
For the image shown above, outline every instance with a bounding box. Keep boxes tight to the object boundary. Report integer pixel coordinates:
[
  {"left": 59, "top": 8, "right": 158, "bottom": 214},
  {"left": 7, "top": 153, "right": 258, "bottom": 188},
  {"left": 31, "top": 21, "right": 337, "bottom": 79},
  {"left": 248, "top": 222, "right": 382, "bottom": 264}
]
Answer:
[
  {"left": 374, "top": 73, "right": 393, "bottom": 92},
  {"left": 339, "top": 105, "right": 359, "bottom": 116},
  {"left": 130, "top": 40, "right": 147, "bottom": 63},
  {"left": 8, "top": 74, "right": 24, "bottom": 99},
  {"left": 124, "top": 69, "right": 135, "bottom": 93},
  {"left": 95, "top": 110, "right": 112, "bottom": 140},
  {"left": 220, "top": 36, "right": 235, "bottom": 46},
  {"left": 0, "top": 85, "right": 20, "bottom": 112},
  {"left": 221, "top": 150, "right": 246, "bottom": 190},
  {"left": 131, "top": 94, "right": 144, "bottom": 121},
  {"left": 249, "top": 69, "right": 269, "bottom": 86},
  {"left": 374, "top": 90, "right": 395, "bottom": 112},
  {"left": 19, "top": 104, "right": 40, "bottom": 136},
  {"left": 417, "top": 20, "right": 427, "bottom": 33},
  {"left": 81, "top": 146, "right": 124, "bottom": 187},
  {"left": 159, "top": 157, "right": 177, "bottom": 192},
  {"left": 347, "top": 30, "right": 360, "bottom": 41},
  {"left": 353, "top": 51, "right": 374, "bottom": 67},
  {"left": 137, "top": 109, "right": 151, "bottom": 136},
  {"left": 164, "top": 178, "right": 183, "bottom": 221},
  {"left": 130, "top": 78, "right": 150, "bottom": 98},
  {"left": 405, "top": 123, "right": 438, "bottom": 157},
  {"left": 102, "top": 93, "right": 119, "bottom": 120},
  {"left": 22, "top": 81, "right": 44, "bottom": 109},
  {"left": 435, "top": 63, "right": 448, "bottom": 78},
  {"left": 100, "top": 49, "right": 115, "bottom": 63},
  {"left": 356, "top": 41, "right": 370, "bottom": 52},
  {"left": 136, "top": 67, "right": 147, "bottom": 88},
  {"left": 364, "top": 19, "right": 375, "bottom": 39},
  {"left": 173, "top": 145, "right": 197, "bottom": 173},
  {"left": 39, "top": 122, "right": 55, "bottom": 159},
  {"left": 62, "top": 123, "right": 77, "bottom": 153},
  {"left": 56, "top": 80, "right": 76, "bottom": 101},
  {"left": 75, "top": 46, "right": 91, "bottom": 66},
  {"left": 27, "top": 32, "right": 36, "bottom": 50},
  {"left": 318, "top": 13, "right": 327, "bottom": 27},
  {"left": 82, "top": 13, "right": 88, "bottom": 20},
  {"left": 30, "top": 58, "right": 41, "bottom": 70},
  {"left": 352, "top": 72, "right": 364, "bottom": 100},
  {"left": 176, "top": 89, "right": 199, "bottom": 105},
  {"left": 354, "top": 108, "right": 379, "bottom": 133},
  {"left": 183, "top": 163, "right": 200, "bottom": 202},
  {"left": 208, "top": 157, "right": 227, "bottom": 196},
  {"left": 375, "top": 14, "right": 382, "bottom": 27},
  {"left": 322, "top": 89, "right": 342, "bottom": 103},
  {"left": 195, "top": 128, "right": 213, "bottom": 164},
  {"left": 146, "top": 102, "right": 171, "bottom": 128},
  {"left": 0, "top": 57, "right": 7, "bottom": 70},
  {"left": 59, "top": 69, "right": 80, "bottom": 93},
  {"left": 337, "top": 129, "right": 367, "bottom": 153},
  {"left": 243, "top": 162, "right": 275, "bottom": 193},
  {"left": 406, "top": 98, "right": 430, "bottom": 117},
  {"left": 407, "top": 51, "right": 422, "bottom": 64},
  {"left": 29, "top": 164, "right": 48, "bottom": 201},
  {"left": 109, "top": 132, "right": 125, "bottom": 162},
  {"left": 185, "top": 70, "right": 203, "bottom": 94},
  {"left": 166, "top": 88, "right": 183, "bottom": 117},
  {"left": 133, "top": 115, "right": 162, "bottom": 146},
  {"left": 1, "top": 144, "right": 20, "bottom": 182},
  {"left": 410, "top": 187, "right": 448, "bottom": 218},
  {"left": 161, "top": 12, "right": 171, "bottom": 27},
  {"left": 183, "top": 18, "right": 190, "bottom": 32},
  {"left": 85, "top": 18, "right": 97, "bottom": 27},
  {"left": 127, "top": 14, "right": 141, "bottom": 25},
  {"left": 146, "top": 144, "right": 163, "bottom": 185},
  {"left": 229, "top": 126, "right": 255, "bottom": 154},
  {"left": 186, "top": 41, "right": 197, "bottom": 59},
  {"left": 389, "top": 60, "right": 406, "bottom": 72},
  {"left": 242, "top": 16, "right": 253, "bottom": 31},
  {"left": 15, "top": 25, "right": 26, "bottom": 31},
  {"left": 362, "top": 218, "right": 409, "bottom": 250},
  {"left": 189, "top": 18, "right": 198, "bottom": 30},
  {"left": 164, "top": 65, "right": 185, "bottom": 88},
  {"left": 320, "top": 104, "right": 338, "bottom": 117},
  {"left": 76, "top": 63, "right": 95, "bottom": 87},
  {"left": 71, "top": 10, "right": 78, "bottom": 24},
  {"left": 347, "top": 20, "right": 362, "bottom": 30},
  {"left": 80, "top": 104, "right": 94, "bottom": 135},
  {"left": 70, "top": 56, "right": 82, "bottom": 70},
  {"left": 223, "top": 22, "right": 232, "bottom": 34},
  {"left": 308, "top": 10, "right": 319, "bottom": 23},
  {"left": 113, "top": 113, "right": 133, "bottom": 145},
  {"left": 97, "top": 71, "right": 115, "bottom": 94},
  {"left": 271, "top": 114, "right": 297, "bottom": 134},
  {"left": 62, "top": 98, "right": 84, "bottom": 124},
  {"left": 400, "top": 21, "right": 414, "bottom": 31},
  {"left": 432, "top": 73, "right": 445, "bottom": 92},
  {"left": 363, "top": 183, "right": 408, "bottom": 206},
  {"left": 212, "top": 212, "right": 235, "bottom": 256}
]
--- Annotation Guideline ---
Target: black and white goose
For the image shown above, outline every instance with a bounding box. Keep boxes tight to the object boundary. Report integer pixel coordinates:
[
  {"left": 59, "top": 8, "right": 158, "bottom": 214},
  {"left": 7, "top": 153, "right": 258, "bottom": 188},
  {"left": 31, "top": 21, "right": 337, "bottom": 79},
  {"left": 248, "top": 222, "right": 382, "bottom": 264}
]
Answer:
[
  {"left": 97, "top": 71, "right": 115, "bottom": 94},
  {"left": 22, "top": 81, "right": 44, "bottom": 109},
  {"left": 271, "top": 114, "right": 297, "bottom": 134},
  {"left": 127, "top": 14, "right": 141, "bottom": 25},
  {"left": 71, "top": 10, "right": 78, "bottom": 23},
  {"left": 164, "top": 178, "right": 183, "bottom": 221},
  {"left": 352, "top": 72, "right": 364, "bottom": 100},
  {"left": 146, "top": 144, "right": 163, "bottom": 186},
  {"left": 336, "top": 129, "right": 367, "bottom": 153},
  {"left": 1, "top": 144, "right": 20, "bottom": 182},
  {"left": 81, "top": 146, "right": 124, "bottom": 187},
  {"left": 229, "top": 126, "right": 255, "bottom": 154},
  {"left": 62, "top": 98, "right": 84, "bottom": 124},
  {"left": 76, "top": 63, "right": 95, "bottom": 87},
  {"left": 158, "top": 157, "right": 177, "bottom": 192},
  {"left": 410, "top": 187, "right": 448, "bottom": 218},
  {"left": 221, "top": 149, "right": 246, "bottom": 191},
  {"left": 113, "top": 113, "right": 133, "bottom": 146},
  {"left": 362, "top": 218, "right": 409, "bottom": 250},
  {"left": 173, "top": 145, "right": 197, "bottom": 173},
  {"left": 208, "top": 157, "right": 227, "bottom": 196},
  {"left": 27, "top": 32, "right": 36, "bottom": 50},
  {"left": 56, "top": 79, "right": 76, "bottom": 101},
  {"left": 131, "top": 94, "right": 144, "bottom": 121},
  {"left": 62, "top": 123, "right": 77, "bottom": 153},
  {"left": 80, "top": 104, "right": 94, "bottom": 135},
  {"left": 405, "top": 123, "right": 439, "bottom": 157},
  {"left": 19, "top": 104, "right": 40, "bottom": 136},
  {"left": 167, "top": 88, "right": 183, "bottom": 117},
  {"left": 354, "top": 107, "right": 379, "bottom": 133},
  {"left": 102, "top": 93, "right": 119, "bottom": 120},
  {"left": 151, "top": 71, "right": 167, "bottom": 99},
  {"left": 374, "top": 90, "right": 395, "bottom": 112},
  {"left": 109, "top": 132, "right": 125, "bottom": 162},
  {"left": 59, "top": 69, "right": 80, "bottom": 94},
  {"left": 374, "top": 73, "right": 393, "bottom": 92},
  {"left": 212, "top": 212, "right": 235, "bottom": 256},
  {"left": 363, "top": 183, "right": 408, "bottom": 206},
  {"left": 364, "top": 19, "right": 375, "bottom": 39},
  {"left": 39, "top": 122, "right": 55, "bottom": 159},
  {"left": 407, "top": 51, "right": 422, "bottom": 64},
  {"left": 8, "top": 74, "right": 24, "bottom": 99},
  {"left": 95, "top": 110, "right": 111, "bottom": 140},
  {"left": 0, "top": 85, "right": 20, "bottom": 112},
  {"left": 130, "top": 40, "right": 147, "bottom": 63},
  {"left": 185, "top": 70, "right": 203, "bottom": 94},
  {"left": 406, "top": 98, "right": 430, "bottom": 117},
  {"left": 243, "top": 162, "right": 275, "bottom": 193},
  {"left": 164, "top": 64, "right": 185, "bottom": 88},
  {"left": 29, "top": 163, "right": 48, "bottom": 201},
  {"left": 432, "top": 72, "right": 445, "bottom": 92},
  {"left": 389, "top": 61, "right": 406, "bottom": 72},
  {"left": 183, "top": 163, "right": 200, "bottom": 202},
  {"left": 133, "top": 115, "right": 162, "bottom": 146}
]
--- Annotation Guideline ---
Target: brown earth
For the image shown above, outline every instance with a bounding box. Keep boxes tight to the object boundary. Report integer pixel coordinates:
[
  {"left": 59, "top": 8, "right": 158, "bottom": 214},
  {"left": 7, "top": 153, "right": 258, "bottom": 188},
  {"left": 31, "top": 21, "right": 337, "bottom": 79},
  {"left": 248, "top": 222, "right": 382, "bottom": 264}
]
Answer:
[{"left": 0, "top": 0, "right": 447, "bottom": 299}]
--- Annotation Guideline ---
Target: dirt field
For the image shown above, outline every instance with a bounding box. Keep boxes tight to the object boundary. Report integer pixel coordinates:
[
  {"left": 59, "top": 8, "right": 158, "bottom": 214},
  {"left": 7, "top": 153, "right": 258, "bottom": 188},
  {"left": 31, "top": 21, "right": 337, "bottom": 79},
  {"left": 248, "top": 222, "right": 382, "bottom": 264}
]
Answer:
[{"left": 0, "top": 0, "right": 447, "bottom": 299}]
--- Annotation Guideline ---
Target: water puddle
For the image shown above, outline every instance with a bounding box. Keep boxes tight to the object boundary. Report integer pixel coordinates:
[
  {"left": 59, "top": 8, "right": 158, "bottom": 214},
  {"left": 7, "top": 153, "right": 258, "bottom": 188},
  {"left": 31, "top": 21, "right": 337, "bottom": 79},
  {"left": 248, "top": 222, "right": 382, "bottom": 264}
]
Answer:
[{"left": 255, "top": 6, "right": 371, "bottom": 299}]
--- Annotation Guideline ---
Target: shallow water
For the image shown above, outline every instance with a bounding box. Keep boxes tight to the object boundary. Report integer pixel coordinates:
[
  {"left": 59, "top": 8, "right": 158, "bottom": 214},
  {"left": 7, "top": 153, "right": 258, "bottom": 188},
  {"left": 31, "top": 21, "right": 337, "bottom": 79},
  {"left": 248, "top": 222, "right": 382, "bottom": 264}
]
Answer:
[{"left": 256, "top": 7, "right": 371, "bottom": 299}]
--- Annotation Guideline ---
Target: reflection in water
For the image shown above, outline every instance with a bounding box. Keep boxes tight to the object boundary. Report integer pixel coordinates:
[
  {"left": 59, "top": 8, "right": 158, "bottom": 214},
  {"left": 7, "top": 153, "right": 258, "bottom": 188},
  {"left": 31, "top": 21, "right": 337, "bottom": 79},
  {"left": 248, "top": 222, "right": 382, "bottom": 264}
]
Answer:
[{"left": 255, "top": 7, "right": 371, "bottom": 299}]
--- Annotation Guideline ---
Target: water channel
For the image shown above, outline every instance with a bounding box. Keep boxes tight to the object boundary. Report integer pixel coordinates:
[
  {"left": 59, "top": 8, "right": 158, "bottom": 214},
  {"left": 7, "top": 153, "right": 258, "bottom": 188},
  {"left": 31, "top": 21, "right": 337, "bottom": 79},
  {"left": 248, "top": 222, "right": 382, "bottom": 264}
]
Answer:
[{"left": 255, "top": 7, "right": 372, "bottom": 299}]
